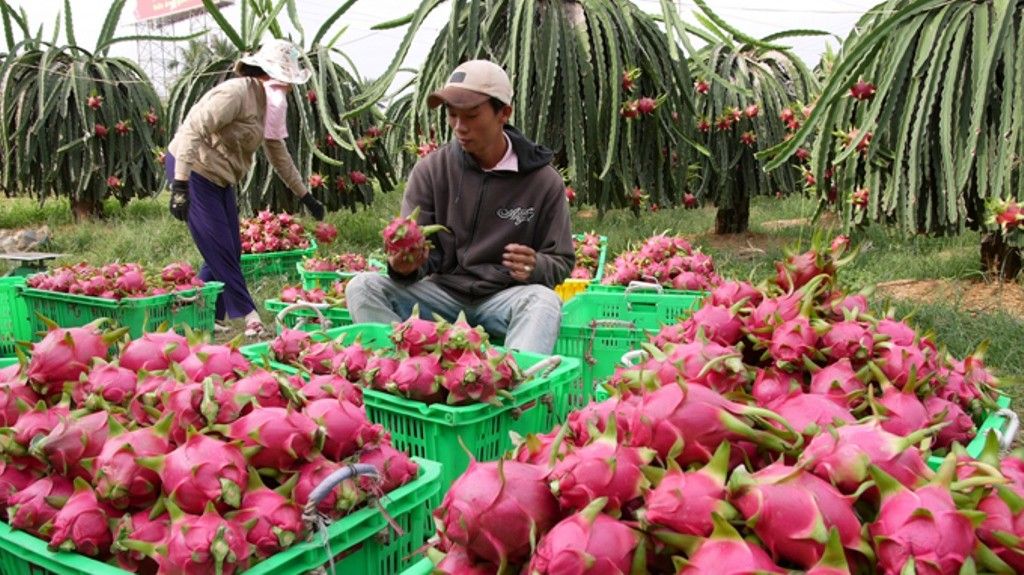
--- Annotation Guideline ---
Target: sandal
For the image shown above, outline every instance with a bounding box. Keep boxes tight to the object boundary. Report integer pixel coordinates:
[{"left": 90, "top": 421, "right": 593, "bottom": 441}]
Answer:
[
  {"left": 213, "top": 320, "right": 231, "bottom": 334},
  {"left": 243, "top": 320, "right": 267, "bottom": 339}
]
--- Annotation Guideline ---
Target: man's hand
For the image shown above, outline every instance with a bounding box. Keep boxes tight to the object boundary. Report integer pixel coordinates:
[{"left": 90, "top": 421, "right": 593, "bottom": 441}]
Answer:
[
  {"left": 504, "top": 243, "right": 537, "bottom": 282},
  {"left": 390, "top": 244, "right": 429, "bottom": 276},
  {"left": 169, "top": 180, "right": 190, "bottom": 222},
  {"left": 300, "top": 192, "right": 325, "bottom": 221}
]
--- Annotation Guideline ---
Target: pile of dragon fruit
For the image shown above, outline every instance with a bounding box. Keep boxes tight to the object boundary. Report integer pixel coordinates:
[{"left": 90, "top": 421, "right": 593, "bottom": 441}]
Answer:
[
  {"left": 423, "top": 241, "right": 1018, "bottom": 574},
  {"left": 240, "top": 211, "right": 311, "bottom": 254},
  {"left": 600, "top": 233, "right": 722, "bottom": 290},
  {"left": 25, "top": 262, "right": 204, "bottom": 299},
  {"left": 568, "top": 233, "right": 603, "bottom": 280},
  {"left": 300, "top": 253, "right": 377, "bottom": 274},
  {"left": 269, "top": 310, "right": 524, "bottom": 406},
  {"left": 277, "top": 282, "right": 346, "bottom": 306},
  {"left": 0, "top": 320, "right": 418, "bottom": 574}
]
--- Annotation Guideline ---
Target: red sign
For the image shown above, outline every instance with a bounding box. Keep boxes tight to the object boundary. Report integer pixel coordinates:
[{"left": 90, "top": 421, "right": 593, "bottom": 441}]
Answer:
[{"left": 135, "top": 0, "right": 209, "bottom": 22}]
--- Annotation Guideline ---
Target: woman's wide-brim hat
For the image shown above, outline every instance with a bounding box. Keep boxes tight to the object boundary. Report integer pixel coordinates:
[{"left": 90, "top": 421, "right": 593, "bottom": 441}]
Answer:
[{"left": 237, "top": 39, "right": 312, "bottom": 85}]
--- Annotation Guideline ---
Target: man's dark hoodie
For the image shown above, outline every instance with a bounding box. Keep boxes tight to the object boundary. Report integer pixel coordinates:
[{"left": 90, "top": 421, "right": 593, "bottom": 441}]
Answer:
[{"left": 390, "top": 125, "right": 574, "bottom": 300}]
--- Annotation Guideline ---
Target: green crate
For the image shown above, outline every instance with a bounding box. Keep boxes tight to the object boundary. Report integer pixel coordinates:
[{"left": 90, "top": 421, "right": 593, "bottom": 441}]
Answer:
[
  {"left": 241, "top": 323, "right": 583, "bottom": 490},
  {"left": 240, "top": 239, "right": 318, "bottom": 283},
  {"left": 297, "top": 258, "right": 386, "bottom": 290},
  {"left": 587, "top": 282, "right": 707, "bottom": 297},
  {"left": 402, "top": 558, "right": 434, "bottom": 575},
  {"left": 554, "top": 290, "right": 706, "bottom": 398},
  {"left": 263, "top": 298, "right": 353, "bottom": 332},
  {"left": 0, "top": 457, "right": 441, "bottom": 575},
  {"left": 927, "top": 395, "right": 1015, "bottom": 470},
  {"left": 0, "top": 277, "right": 31, "bottom": 357},
  {"left": 19, "top": 282, "right": 223, "bottom": 339},
  {"left": 0, "top": 357, "right": 17, "bottom": 369}
]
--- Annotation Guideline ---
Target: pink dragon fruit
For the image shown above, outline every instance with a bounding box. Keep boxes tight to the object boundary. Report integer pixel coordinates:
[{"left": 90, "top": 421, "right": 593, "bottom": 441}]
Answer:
[
  {"left": 48, "top": 478, "right": 120, "bottom": 556},
  {"left": 443, "top": 350, "right": 501, "bottom": 404},
  {"left": 709, "top": 280, "right": 763, "bottom": 308},
  {"left": 382, "top": 206, "right": 449, "bottom": 265},
  {"left": 224, "top": 370, "right": 293, "bottom": 414},
  {"left": 806, "top": 528, "right": 855, "bottom": 575},
  {"left": 32, "top": 411, "right": 110, "bottom": 480},
  {"left": 876, "top": 318, "right": 918, "bottom": 346},
  {"left": 434, "top": 459, "right": 560, "bottom": 567},
  {"left": 304, "top": 398, "right": 383, "bottom": 461},
  {"left": 391, "top": 307, "right": 442, "bottom": 355},
  {"left": 677, "top": 304, "right": 746, "bottom": 346},
  {"left": 513, "top": 427, "right": 570, "bottom": 465},
  {"left": 119, "top": 331, "right": 190, "bottom": 372},
  {"left": 797, "top": 421, "right": 935, "bottom": 495},
  {"left": 0, "top": 379, "right": 40, "bottom": 426},
  {"left": 923, "top": 396, "right": 975, "bottom": 449},
  {"left": 745, "top": 290, "right": 804, "bottom": 342},
  {"left": 110, "top": 509, "right": 170, "bottom": 573},
  {"left": 566, "top": 396, "right": 641, "bottom": 445},
  {"left": 768, "top": 316, "right": 818, "bottom": 366},
  {"left": 179, "top": 343, "right": 250, "bottom": 382},
  {"left": 976, "top": 484, "right": 1024, "bottom": 571},
  {"left": 157, "top": 502, "right": 252, "bottom": 575},
  {"left": 822, "top": 320, "right": 874, "bottom": 361},
  {"left": 301, "top": 373, "right": 363, "bottom": 405},
  {"left": 0, "top": 461, "right": 41, "bottom": 507},
  {"left": 234, "top": 473, "right": 303, "bottom": 558},
  {"left": 357, "top": 444, "right": 419, "bottom": 493},
  {"left": 768, "top": 393, "right": 855, "bottom": 437},
  {"left": 270, "top": 328, "right": 312, "bottom": 363},
  {"left": 776, "top": 250, "right": 834, "bottom": 292},
  {"left": 751, "top": 368, "right": 802, "bottom": 407},
  {"left": 807, "top": 359, "right": 868, "bottom": 407},
  {"left": 386, "top": 354, "right": 445, "bottom": 402},
  {"left": 292, "top": 457, "right": 367, "bottom": 518},
  {"left": 876, "top": 343, "right": 934, "bottom": 389},
  {"left": 436, "top": 312, "right": 490, "bottom": 360},
  {"left": 27, "top": 321, "right": 125, "bottom": 397},
  {"left": 362, "top": 354, "right": 400, "bottom": 392},
  {"left": 158, "top": 382, "right": 206, "bottom": 444},
  {"left": 729, "top": 462, "right": 872, "bottom": 568},
  {"left": 6, "top": 476, "right": 74, "bottom": 538},
  {"left": 219, "top": 407, "right": 320, "bottom": 470},
  {"left": 332, "top": 342, "right": 370, "bottom": 382},
  {"left": 646, "top": 341, "right": 747, "bottom": 394},
  {"left": 526, "top": 498, "right": 642, "bottom": 574},
  {"left": 642, "top": 442, "right": 733, "bottom": 537},
  {"left": 549, "top": 414, "right": 653, "bottom": 514},
  {"left": 630, "top": 381, "right": 798, "bottom": 467},
  {"left": 673, "top": 513, "right": 784, "bottom": 574},
  {"left": 0, "top": 402, "right": 69, "bottom": 464},
  {"left": 872, "top": 385, "right": 930, "bottom": 437},
  {"left": 299, "top": 341, "right": 338, "bottom": 374},
  {"left": 145, "top": 434, "right": 248, "bottom": 514},
  {"left": 92, "top": 416, "right": 172, "bottom": 509},
  {"left": 868, "top": 463, "right": 977, "bottom": 574},
  {"left": 77, "top": 362, "right": 138, "bottom": 406}
]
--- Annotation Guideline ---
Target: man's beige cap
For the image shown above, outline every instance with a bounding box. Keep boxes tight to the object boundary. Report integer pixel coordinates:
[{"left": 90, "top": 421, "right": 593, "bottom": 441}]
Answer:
[{"left": 427, "top": 60, "right": 513, "bottom": 109}]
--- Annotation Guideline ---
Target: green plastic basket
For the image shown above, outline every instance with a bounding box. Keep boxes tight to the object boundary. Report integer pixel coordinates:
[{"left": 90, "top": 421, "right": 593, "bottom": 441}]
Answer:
[
  {"left": 0, "top": 357, "right": 16, "bottom": 369},
  {"left": 587, "top": 281, "right": 708, "bottom": 297},
  {"left": 19, "top": 282, "right": 223, "bottom": 340},
  {"left": 241, "top": 323, "right": 583, "bottom": 490},
  {"left": 240, "top": 238, "right": 318, "bottom": 283},
  {"left": 401, "top": 558, "right": 435, "bottom": 575},
  {"left": 0, "top": 277, "right": 31, "bottom": 357},
  {"left": 554, "top": 234, "right": 609, "bottom": 303},
  {"left": 297, "top": 259, "right": 386, "bottom": 290},
  {"left": 926, "top": 395, "right": 1016, "bottom": 470},
  {"left": 554, "top": 289, "right": 706, "bottom": 399},
  {"left": 263, "top": 298, "right": 353, "bottom": 332},
  {"left": 0, "top": 457, "right": 441, "bottom": 575}
]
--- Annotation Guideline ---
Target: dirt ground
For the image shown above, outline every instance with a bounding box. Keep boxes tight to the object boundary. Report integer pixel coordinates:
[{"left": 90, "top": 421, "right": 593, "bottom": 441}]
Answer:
[{"left": 875, "top": 278, "right": 1024, "bottom": 319}]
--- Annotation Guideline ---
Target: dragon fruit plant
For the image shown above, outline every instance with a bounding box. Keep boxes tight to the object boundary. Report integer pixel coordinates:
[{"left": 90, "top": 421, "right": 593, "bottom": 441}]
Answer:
[
  {"left": 25, "top": 262, "right": 204, "bottom": 299},
  {"left": 601, "top": 233, "right": 721, "bottom": 290},
  {"left": 569, "top": 233, "right": 604, "bottom": 280},
  {"left": 0, "top": 327, "right": 419, "bottom": 570},
  {"left": 240, "top": 211, "right": 311, "bottom": 254},
  {"left": 382, "top": 206, "right": 449, "bottom": 267}
]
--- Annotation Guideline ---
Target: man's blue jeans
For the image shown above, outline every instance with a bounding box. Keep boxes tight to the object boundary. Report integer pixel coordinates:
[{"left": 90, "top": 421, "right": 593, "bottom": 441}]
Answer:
[{"left": 345, "top": 273, "right": 563, "bottom": 355}]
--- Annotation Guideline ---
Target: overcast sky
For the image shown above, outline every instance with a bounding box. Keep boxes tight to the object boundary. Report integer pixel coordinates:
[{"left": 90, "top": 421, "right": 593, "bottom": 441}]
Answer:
[{"left": 10, "top": 0, "right": 878, "bottom": 85}]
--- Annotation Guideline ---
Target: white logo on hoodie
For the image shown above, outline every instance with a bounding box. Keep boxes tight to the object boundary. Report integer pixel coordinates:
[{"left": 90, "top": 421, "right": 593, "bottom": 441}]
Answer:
[{"left": 497, "top": 207, "right": 535, "bottom": 226}]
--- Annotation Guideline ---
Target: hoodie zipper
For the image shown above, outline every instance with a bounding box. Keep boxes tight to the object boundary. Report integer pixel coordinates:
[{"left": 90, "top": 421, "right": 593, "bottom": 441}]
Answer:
[{"left": 465, "top": 173, "right": 488, "bottom": 262}]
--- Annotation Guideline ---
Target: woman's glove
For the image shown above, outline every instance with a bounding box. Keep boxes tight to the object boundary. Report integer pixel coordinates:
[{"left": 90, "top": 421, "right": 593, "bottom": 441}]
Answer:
[
  {"left": 300, "top": 193, "right": 325, "bottom": 221},
  {"left": 169, "top": 180, "right": 190, "bottom": 221}
]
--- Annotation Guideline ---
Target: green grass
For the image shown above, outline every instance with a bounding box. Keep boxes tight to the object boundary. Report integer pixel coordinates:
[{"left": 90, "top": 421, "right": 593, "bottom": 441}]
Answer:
[{"left": 3, "top": 191, "right": 1022, "bottom": 409}]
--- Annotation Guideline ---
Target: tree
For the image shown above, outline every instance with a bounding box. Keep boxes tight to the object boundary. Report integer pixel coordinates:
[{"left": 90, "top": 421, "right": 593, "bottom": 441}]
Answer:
[
  {"left": 165, "top": 0, "right": 398, "bottom": 215},
  {"left": 374, "top": 0, "right": 700, "bottom": 212},
  {"left": 0, "top": 0, "right": 197, "bottom": 218}
]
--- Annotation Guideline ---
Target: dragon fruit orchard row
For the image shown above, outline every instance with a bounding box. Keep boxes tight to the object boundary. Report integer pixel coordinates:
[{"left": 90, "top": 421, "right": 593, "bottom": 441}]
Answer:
[
  {"left": 0, "top": 320, "right": 418, "bottom": 574},
  {"left": 421, "top": 240, "right": 1013, "bottom": 574}
]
